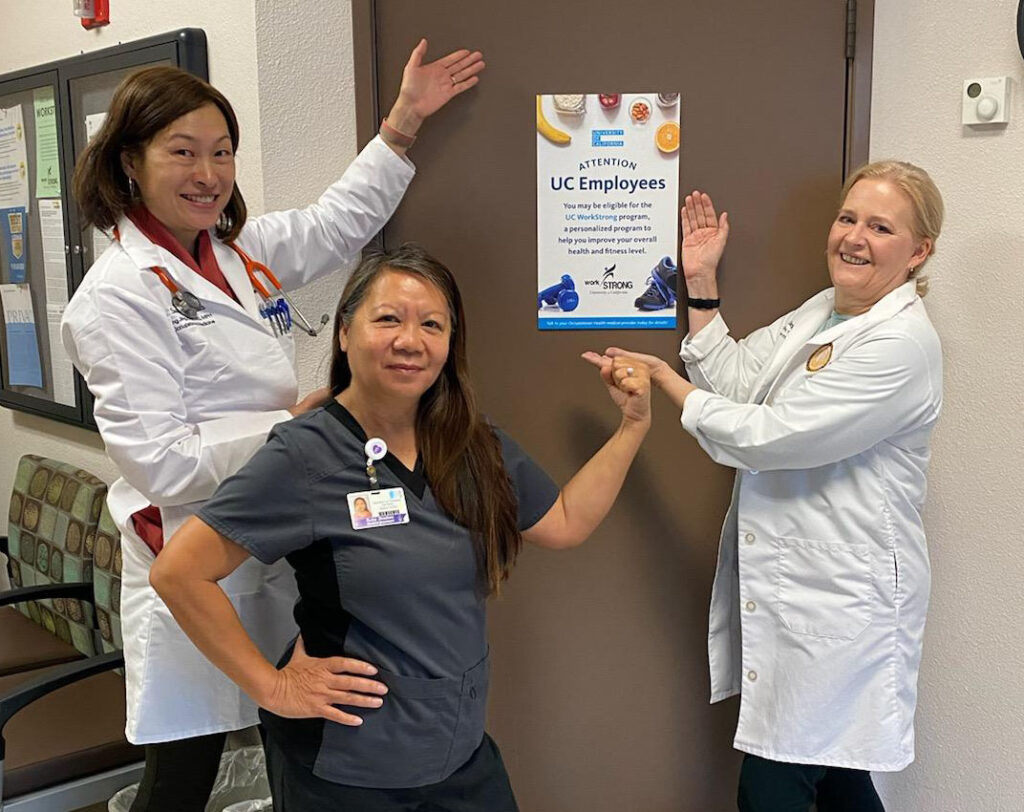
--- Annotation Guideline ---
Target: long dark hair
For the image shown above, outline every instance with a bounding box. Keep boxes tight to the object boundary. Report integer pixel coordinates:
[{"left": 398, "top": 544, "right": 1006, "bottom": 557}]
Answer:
[
  {"left": 330, "top": 244, "right": 521, "bottom": 595},
  {"left": 72, "top": 66, "right": 247, "bottom": 241}
]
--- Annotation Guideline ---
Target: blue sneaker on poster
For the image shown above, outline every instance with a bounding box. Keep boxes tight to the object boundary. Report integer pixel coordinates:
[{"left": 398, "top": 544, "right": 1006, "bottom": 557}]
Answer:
[{"left": 634, "top": 256, "right": 678, "bottom": 310}]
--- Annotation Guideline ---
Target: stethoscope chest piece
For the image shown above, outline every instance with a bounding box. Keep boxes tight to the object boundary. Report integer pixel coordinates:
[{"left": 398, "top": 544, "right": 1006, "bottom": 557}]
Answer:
[{"left": 172, "top": 289, "right": 204, "bottom": 320}]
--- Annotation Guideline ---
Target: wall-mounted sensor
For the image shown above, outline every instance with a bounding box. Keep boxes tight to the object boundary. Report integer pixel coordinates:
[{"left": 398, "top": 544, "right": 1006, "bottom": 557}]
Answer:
[{"left": 962, "top": 76, "right": 1012, "bottom": 125}]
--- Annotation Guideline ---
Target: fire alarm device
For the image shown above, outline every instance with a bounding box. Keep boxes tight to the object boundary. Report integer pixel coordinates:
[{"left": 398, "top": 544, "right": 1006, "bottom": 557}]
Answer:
[{"left": 74, "top": 0, "right": 110, "bottom": 29}]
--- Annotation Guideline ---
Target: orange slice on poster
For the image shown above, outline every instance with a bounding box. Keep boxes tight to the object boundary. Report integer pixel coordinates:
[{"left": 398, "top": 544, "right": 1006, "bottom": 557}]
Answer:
[{"left": 656, "top": 122, "right": 680, "bottom": 153}]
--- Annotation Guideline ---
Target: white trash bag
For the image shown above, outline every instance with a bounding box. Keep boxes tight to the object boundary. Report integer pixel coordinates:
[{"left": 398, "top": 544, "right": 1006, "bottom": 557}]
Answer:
[
  {"left": 109, "top": 745, "right": 272, "bottom": 812},
  {"left": 222, "top": 799, "right": 273, "bottom": 812}
]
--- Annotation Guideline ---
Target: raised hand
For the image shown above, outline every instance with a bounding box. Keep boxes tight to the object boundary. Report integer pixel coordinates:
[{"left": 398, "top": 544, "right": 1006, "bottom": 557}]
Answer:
[
  {"left": 262, "top": 636, "right": 388, "bottom": 726},
  {"left": 386, "top": 39, "right": 485, "bottom": 136},
  {"left": 681, "top": 190, "right": 729, "bottom": 285},
  {"left": 582, "top": 352, "right": 651, "bottom": 425}
]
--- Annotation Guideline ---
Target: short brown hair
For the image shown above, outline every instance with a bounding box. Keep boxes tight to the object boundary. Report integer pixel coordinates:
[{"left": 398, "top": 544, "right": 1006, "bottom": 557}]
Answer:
[
  {"left": 72, "top": 66, "right": 247, "bottom": 242},
  {"left": 841, "top": 161, "right": 944, "bottom": 296}
]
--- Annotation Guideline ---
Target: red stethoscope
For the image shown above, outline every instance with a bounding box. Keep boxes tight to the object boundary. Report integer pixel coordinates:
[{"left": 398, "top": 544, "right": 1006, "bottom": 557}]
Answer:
[{"left": 119, "top": 227, "right": 329, "bottom": 336}]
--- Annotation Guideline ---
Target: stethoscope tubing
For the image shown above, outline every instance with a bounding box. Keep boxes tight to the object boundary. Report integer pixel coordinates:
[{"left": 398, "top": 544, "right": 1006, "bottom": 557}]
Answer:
[{"left": 143, "top": 244, "right": 328, "bottom": 336}]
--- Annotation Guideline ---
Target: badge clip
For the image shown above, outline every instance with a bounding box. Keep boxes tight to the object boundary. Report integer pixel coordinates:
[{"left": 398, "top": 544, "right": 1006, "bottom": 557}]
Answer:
[{"left": 365, "top": 437, "right": 387, "bottom": 489}]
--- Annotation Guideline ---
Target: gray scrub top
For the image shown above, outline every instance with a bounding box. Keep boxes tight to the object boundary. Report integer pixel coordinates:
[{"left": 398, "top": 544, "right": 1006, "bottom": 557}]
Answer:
[{"left": 198, "top": 401, "right": 559, "bottom": 789}]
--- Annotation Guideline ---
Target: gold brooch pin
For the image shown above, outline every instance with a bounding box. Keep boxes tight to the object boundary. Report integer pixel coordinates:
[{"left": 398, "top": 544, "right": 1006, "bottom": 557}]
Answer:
[{"left": 806, "top": 343, "right": 833, "bottom": 373}]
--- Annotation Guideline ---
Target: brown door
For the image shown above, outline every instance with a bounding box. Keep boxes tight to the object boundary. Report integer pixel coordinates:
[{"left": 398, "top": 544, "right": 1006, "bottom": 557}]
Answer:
[{"left": 357, "top": 2, "right": 867, "bottom": 808}]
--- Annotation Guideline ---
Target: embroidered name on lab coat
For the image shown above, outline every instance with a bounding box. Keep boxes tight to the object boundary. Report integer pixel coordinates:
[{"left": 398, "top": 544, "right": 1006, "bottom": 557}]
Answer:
[{"left": 168, "top": 308, "right": 216, "bottom": 332}]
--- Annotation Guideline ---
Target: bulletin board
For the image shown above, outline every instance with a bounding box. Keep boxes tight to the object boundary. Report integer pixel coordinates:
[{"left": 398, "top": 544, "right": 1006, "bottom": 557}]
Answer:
[{"left": 0, "top": 29, "right": 207, "bottom": 429}]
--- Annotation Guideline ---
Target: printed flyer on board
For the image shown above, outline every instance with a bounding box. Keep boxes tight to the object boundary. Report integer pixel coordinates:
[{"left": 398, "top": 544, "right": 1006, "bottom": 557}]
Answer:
[{"left": 537, "top": 92, "right": 680, "bottom": 330}]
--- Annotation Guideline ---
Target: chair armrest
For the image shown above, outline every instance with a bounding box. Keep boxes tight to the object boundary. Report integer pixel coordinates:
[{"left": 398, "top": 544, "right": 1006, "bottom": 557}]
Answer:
[
  {"left": 0, "top": 649, "right": 124, "bottom": 759},
  {"left": 0, "top": 582, "right": 92, "bottom": 608}
]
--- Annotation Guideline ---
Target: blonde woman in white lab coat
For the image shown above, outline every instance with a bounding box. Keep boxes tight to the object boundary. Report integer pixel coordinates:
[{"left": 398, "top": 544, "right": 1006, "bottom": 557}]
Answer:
[
  {"left": 607, "top": 161, "right": 944, "bottom": 811},
  {"left": 61, "top": 43, "right": 483, "bottom": 812}
]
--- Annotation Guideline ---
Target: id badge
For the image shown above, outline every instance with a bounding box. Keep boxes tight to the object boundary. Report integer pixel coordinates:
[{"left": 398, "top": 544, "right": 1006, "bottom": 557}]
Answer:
[{"left": 347, "top": 488, "right": 410, "bottom": 530}]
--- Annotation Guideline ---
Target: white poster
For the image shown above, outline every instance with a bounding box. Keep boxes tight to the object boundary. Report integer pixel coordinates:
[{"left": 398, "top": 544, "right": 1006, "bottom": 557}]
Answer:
[
  {"left": 39, "top": 198, "right": 76, "bottom": 406},
  {"left": 537, "top": 92, "right": 680, "bottom": 330},
  {"left": 0, "top": 105, "right": 30, "bottom": 212}
]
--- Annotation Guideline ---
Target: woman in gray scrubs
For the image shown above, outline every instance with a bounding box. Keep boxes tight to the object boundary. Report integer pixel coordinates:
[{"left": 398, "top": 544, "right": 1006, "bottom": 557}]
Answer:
[{"left": 150, "top": 244, "right": 651, "bottom": 810}]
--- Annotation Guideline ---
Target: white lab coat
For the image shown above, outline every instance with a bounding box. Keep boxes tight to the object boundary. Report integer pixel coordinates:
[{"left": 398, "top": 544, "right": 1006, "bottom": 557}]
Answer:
[
  {"left": 679, "top": 281, "right": 942, "bottom": 771},
  {"left": 61, "top": 136, "right": 415, "bottom": 744}
]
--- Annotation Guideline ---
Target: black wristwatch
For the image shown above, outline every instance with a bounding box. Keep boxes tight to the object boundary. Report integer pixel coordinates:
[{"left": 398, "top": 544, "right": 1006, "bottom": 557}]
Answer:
[{"left": 687, "top": 297, "right": 721, "bottom": 310}]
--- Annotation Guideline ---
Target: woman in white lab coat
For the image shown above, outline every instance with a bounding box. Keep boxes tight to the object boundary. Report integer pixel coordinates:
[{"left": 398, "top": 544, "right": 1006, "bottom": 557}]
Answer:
[
  {"left": 606, "top": 161, "right": 944, "bottom": 811},
  {"left": 61, "top": 42, "right": 483, "bottom": 812}
]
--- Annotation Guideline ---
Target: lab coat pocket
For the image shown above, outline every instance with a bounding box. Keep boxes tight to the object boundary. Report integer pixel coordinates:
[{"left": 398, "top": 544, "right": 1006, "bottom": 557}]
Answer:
[
  {"left": 314, "top": 667, "right": 460, "bottom": 788},
  {"left": 776, "top": 537, "right": 872, "bottom": 641}
]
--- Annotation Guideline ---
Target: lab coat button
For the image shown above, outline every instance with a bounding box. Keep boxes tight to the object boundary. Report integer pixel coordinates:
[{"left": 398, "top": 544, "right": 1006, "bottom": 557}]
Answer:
[
  {"left": 747, "top": 670, "right": 758, "bottom": 682},
  {"left": 745, "top": 601, "right": 756, "bottom": 612},
  {"left": 469, "top": 687, "right": 477, "bottom": 700},
  {"left": 744, "top": 533, "right": 756, "bottom": 544}
]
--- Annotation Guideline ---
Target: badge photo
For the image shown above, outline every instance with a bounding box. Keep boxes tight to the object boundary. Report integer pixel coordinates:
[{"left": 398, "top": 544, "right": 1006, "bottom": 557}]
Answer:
[{"left": 347, "top": 488, "right": 410, "bottom": 530}]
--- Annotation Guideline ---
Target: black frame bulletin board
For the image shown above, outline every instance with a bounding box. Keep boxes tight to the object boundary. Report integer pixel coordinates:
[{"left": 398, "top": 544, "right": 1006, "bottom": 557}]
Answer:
[{"left": 0, "top": 28, "right": 207, "bottom": 429}]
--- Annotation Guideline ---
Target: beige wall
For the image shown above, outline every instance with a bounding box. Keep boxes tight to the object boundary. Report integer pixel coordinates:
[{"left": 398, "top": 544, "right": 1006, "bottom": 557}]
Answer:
[
  {"left": 2, "top": 1, "right": 1022, "bottom": 807},
  {"left": 871, "top": 1, "right": 1024, "bottom": 809},
  {"left": 253, "top": 0, "right": 362, "bottom": 396}
]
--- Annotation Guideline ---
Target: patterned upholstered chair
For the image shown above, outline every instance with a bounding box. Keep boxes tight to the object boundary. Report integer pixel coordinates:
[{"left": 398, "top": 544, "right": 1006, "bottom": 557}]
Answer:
[
  {"left": 0, "top": 456, "right": 108, "bottom": 676},
  {"left": 0, "top": 499, "right": 143, "bottom": 810},
  {"left": 90, "top": 502, "right": 123, "bottom": 657}
]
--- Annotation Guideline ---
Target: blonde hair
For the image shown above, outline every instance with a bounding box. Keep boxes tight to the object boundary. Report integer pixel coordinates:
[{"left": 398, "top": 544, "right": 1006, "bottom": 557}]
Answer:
[{"left": 840, "top": 160, "right": 944, "bottom": 297}]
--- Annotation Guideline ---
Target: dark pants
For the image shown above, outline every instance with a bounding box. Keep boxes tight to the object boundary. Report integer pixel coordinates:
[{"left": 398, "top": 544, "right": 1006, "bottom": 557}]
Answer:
[
  {"left": 128, "top": 731, "right": 227, "bottom": 812},
  {"left": 738, "top": 754, "right": 886, "bottom": 812},
  {"left": 264, "top": 731, "right": 518, "bottom": 812}
]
